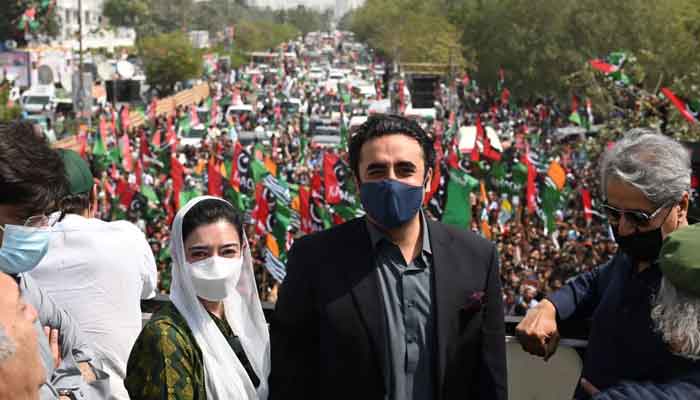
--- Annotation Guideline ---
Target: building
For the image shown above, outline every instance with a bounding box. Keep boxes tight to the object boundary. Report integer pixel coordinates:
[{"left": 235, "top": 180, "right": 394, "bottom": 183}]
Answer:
[{"left": 55, "top": 0, "right": 105, "bottom": 42}]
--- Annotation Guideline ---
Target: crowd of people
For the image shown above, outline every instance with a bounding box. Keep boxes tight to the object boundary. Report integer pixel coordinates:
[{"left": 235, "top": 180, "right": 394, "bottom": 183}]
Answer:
[
  {"left": 70, "top": 35, "right": 657, "bottom": 320},
  {"left": 2, "top": 31, "right": 700, "bottom": 400}
]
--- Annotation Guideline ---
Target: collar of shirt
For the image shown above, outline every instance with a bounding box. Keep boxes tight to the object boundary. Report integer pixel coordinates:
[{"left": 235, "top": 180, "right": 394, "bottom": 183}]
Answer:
[{"left": 365, "top": 210, "right": 433, "bottom": 263}]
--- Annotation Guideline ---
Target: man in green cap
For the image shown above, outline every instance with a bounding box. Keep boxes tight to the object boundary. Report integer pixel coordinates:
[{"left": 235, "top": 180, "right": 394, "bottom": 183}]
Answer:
[
  {"left": 580, "top": 223, "right": 700, "bottom": 399},
  {"left": 30, "top": 149, "right": 158, "bottom": 400}
]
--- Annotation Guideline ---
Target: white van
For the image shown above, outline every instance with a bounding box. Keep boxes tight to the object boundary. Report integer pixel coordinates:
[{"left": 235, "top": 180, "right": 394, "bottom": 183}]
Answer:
[{"left": 21, "top": 85, "right": 55, "bottom": 115}]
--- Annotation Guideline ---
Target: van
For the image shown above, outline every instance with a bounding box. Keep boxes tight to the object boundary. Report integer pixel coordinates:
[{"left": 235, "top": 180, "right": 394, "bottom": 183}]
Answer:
[{"left": 21, "top": 85, "right": 55, "bottom": 115}]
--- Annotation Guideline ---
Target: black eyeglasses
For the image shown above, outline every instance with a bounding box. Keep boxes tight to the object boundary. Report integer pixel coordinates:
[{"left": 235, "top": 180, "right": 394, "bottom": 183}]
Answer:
[{"left": 602, "top": 200, "right": 675, "bottom": 228}]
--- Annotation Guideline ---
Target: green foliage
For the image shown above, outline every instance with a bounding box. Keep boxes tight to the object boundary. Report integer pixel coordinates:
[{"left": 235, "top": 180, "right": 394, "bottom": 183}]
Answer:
[
  {"left": 350, "top": 0, "right": 466, "bottom": 65},
  {"left": 234, "top": 20, "right": 300, "bottom": 52},
  {"left": 0, "top": 0, "right": 59, "bottom": 45},
  {"left": 103, "top": 0, "right": 150, "bottom": 28},
  {"left": 0, "top": 81, "right": 21, "bottom": 122},
  {"left": 449, "top": 0, "right": 700, "bottom": 96},
  {"left": 137, "top": 32, "right": 203, "bottom": 96},
  {"left": 275, "top": 6, "right": 332, "bottom": 36}
]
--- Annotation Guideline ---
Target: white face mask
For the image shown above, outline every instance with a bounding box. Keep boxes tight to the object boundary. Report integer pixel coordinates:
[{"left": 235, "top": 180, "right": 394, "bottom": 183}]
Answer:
[{"left": 186, "top": 256, "right": 243, "bottom": 301}]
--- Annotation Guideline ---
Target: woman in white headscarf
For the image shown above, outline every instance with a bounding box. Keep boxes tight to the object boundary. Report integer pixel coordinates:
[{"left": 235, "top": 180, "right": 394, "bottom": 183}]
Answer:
[{"left": 126, "top": 196, "right": 270, "bottom": 399}]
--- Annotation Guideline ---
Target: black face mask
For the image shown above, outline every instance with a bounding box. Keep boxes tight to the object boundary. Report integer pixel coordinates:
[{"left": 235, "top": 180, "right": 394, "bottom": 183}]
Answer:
[{"left": 611, "top": 225, "right": 664, "bottom": 263}]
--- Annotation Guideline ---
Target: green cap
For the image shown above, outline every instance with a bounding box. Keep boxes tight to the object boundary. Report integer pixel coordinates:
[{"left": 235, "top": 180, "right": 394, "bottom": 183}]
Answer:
[
  {"left": 57, "top": 149, "right": 94, "bottom": 195},
  {"left": 659, "top": 224, "right": 700, "bottom": 297}
]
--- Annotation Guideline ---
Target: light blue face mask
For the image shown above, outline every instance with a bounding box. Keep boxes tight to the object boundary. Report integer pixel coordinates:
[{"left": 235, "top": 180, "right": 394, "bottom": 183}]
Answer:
[{"left": 0, "top": 224, "right": 51, "bottom": 274}]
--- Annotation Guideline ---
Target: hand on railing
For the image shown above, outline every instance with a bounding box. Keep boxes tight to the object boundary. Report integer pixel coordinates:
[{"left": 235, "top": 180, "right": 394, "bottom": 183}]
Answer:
[{"left": 515, "top": 299, "right": 560, "bottom": 361}]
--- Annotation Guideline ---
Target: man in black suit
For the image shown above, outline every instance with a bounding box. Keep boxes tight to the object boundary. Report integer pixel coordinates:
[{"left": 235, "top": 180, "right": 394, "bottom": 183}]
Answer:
[{"left": 269, "top": 114, "right": 506, "bottom": 400}]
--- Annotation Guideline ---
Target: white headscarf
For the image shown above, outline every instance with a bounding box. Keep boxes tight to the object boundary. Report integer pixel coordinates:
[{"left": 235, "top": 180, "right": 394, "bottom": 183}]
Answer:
[{"left": 170, "top": 196, "right": 270, "bottom": 399}]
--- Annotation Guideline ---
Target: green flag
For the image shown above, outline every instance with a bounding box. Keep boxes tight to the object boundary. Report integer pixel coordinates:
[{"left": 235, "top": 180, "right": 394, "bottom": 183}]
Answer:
[
  {"left": 442, "top": 169, "right": 479, "bottom": 228},
  {"left": 93, "top": 133, "right": 106, "bottom": 157},
  {"left": 273, "top": 200, "right": 292, "bottom": 256},
  {"left": 541, "top": 178, "right": 561, "bottom": 234},
  {"left": 250, "top": 158, "right": 268, "bottom": 184},
  {"left": 569, "top": 111, "right": 583, "bottom": 126},
  {"left": 179, "top": 115, "right": 191, "bottom": 134},
  {"left": 339, "top": 117, "right": 349, "bottom": 150},
  {"left": 140, "top": 185, "right": 159, "bottom": 205},
  {"left": 226, "top": 188, "right": 250, "bottom": 212},
  {"left": 179, "top": 188, "right": 202, "bottom": 209}
]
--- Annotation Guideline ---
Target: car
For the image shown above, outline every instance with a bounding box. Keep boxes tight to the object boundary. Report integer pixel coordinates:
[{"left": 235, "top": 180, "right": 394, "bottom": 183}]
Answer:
[
  {"left": 226, "top": 104, "right": 254, "bottom": 121},
  {"left": 179, "top": 124, "right": 207, "bottom": 148},
  {"left": 310, "top": 125, "right": 341, "bottom": 148},
  {"left": 282, "top": 98, "right": 302, "bottom": 115},
  {"left": 308, "top": 67, "right": 326, "bottom": 81}
]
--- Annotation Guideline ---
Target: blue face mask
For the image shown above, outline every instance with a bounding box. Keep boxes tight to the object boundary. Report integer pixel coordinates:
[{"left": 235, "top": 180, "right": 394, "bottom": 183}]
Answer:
[
  {"left": 360, "top": 179, "right": 424, "bottom": 229},
  {"left": 0, "top": 224, "right": 51, "bottom": 274}
]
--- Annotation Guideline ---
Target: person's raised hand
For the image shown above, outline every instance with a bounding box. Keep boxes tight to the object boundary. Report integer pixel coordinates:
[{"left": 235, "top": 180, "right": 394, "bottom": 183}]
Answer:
[{"left": 515, "top": 299, "right": 560, "bottom": 360}]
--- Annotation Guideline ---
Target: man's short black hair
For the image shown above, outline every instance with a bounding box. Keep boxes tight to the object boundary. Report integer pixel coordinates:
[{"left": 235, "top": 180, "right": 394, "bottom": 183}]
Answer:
[
  {"left": 348, "top": 114, "right": 435, "bottom": 181},
  {"left": 0, "top": 122, "right": 68, "bottom": 217}
]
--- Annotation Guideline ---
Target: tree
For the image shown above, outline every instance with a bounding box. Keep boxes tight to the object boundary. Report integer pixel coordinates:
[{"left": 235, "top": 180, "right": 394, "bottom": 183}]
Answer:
[
  {"left": 102, "top": 0, "right": 150, "bottom": 28},
  {"left": 0, "top": 0, "right": 59, "bottom": 46},
  {"left": 137, "top": 32, "right": 203, "bottom": 96},
  {"left": 0, "top": 81, "right": 21, "bottom": 122},
  {"left": 350, "top": 0, "right": 466, "bottom": 65}
]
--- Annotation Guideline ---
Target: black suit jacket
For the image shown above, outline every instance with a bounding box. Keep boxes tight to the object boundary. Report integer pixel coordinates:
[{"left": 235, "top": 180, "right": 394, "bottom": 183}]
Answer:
[{"left": 269, "top": 217, "right": 507, "bottom": 400}]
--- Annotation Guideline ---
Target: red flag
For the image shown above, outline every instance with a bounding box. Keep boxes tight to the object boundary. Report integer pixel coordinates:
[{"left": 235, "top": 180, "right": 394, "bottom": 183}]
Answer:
[
  {"left": 120, "top": 105, "right": 130, "bottom": 133},
  {"left": 139, "top": 130, "right": 150, "bottom": 159},
  {"left": 425, "top": 160, "right": 441, "bottom": 205},
  {"left": 299, "top": 185, "right": 312, "bottom": 234},
  {"left": 120, "top": 135, "right": 133, "bottom": 172},
  {"left": 111, "top": 111, "right": 117, "bottom": 136},
  {"left": 589, "top": 59, "right": 617, "bottom": 74},
  {"left": 398, "top": 79, "right": 405, "bottom": 113},
  {"left": 501, "top": 88, "right": 511, "bottom": 105},
  {"left": 311, "top": 171, "right": 323, "bottom": 204},
  {"left": 211, "top": 99, "right": 218, "bottom": 123},
  {"left": 99, "top": 116, "right": 108, "bottom": 146},
  {"left": 134, "top": 158, "right": 143, "bottom": 187},
  {"left": 190, "top": 106, "right": 200, "bottom": 126},
  {"left": 148, "top": 97, "right": 158, "bottom": 121},
  {"left": 116, "top": 178, "right": 135, "bottom": 208},
  {"left": 523, "top": 147, "right": 537, "bottom": 214},
  {"left": 571, "top": 95, "right": 579, "bottom": 113},
  {"left": 207, "top": 158, "right": 223, "bottom": 197},
  {"left": 171, "top": 155, "right": 185, "bottom": 209},
  {"left": 252, "top": 182, "right": 269, "bottom": 235},
  {"left": 462, "top": 72, "right": 470, "bottom": 87},
  {"left": 471, "top": 119, "right": 481, "bottom": 162},
  {"left": 661, "top": 87, "right": 698, "bottom": 124},
  {"left": 323, "top": 152, "right": 342, "bottom": 205},
  {"left": 110, "top": 163, "right": 118, "bottom": 180},
  {"left": 581, "top": 188, "right": 593, "bottom": 223},
  {"left": 230, "top": 141, "right": 242, "bottom": 191},
  {"left": 152, "top": 130, "right": 161, "bottom": 148},
  {"left": 78, "top": 125, "right": 88, "bottom": 158}
]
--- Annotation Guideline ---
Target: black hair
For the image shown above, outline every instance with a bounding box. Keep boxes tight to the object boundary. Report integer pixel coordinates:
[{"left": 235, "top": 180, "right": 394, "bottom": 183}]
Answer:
[
  {"left": 348, "top": 114, "right": 435, "bottom": 181},
  {"left": 181, "top": 199, "right": 244, "bottom": 244},
  {"left": 0, "top": 122, "right": 68, "bottom": 217},
  {"left": 59, "top": 192, "right": 91, "bottom": 215}
]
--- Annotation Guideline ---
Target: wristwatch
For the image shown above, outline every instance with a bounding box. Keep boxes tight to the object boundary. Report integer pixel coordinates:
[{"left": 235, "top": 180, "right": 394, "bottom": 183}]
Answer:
[{"left": 57, "top": 389, "right": 77, "bottom": 400}]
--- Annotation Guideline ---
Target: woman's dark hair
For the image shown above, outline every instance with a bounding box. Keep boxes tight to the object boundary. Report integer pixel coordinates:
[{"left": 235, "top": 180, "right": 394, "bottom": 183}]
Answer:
[
  {"left": 181, "top": 199, "right": 244, "bottom": 244},
  {"left": 0, "top": 122, "right": 68, "bottom": 217},
  {"left": 348, "top": 114, "right": 435, "bottom": 181}
]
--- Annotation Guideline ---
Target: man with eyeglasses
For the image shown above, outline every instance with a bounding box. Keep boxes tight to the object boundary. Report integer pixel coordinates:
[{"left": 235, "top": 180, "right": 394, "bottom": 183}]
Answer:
[
  {"left": 516, "top": 130, "right": 699, "bottom": 398},
  {"left": 0, "top": 122, "right": 109, "bottom": 399}
]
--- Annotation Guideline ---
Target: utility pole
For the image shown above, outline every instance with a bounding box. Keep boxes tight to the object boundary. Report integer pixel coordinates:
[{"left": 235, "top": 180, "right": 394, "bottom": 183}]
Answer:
[{"left": 78, "top": 0, "right": 90, "bottom": 130}]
